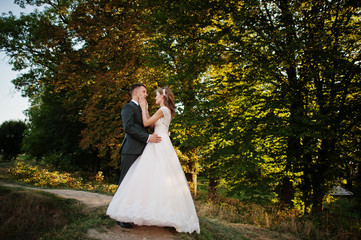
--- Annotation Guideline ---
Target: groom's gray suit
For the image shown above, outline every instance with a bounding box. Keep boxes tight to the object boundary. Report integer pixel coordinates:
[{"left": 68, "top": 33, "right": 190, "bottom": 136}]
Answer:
[{"left": 119, "top": 100, "right": 149, "bottom": 185}]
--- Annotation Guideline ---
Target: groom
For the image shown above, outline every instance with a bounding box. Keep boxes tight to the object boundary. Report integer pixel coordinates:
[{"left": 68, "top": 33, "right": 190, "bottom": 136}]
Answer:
[{"left": 117, "top": 83, "right": 161, "bottom": 228}]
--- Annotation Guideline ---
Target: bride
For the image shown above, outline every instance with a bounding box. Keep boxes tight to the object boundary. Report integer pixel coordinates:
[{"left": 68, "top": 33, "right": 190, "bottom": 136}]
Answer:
[{"left": 106, "top": 87, "right": 200, "bottom": 234}]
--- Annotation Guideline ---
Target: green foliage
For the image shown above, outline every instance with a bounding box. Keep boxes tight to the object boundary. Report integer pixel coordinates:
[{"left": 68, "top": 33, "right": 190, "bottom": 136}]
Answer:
[
  {"left": 149, "top": 0, "right": 361, "bottom": 213},
  {"left": 21, "top": 94, "right": 101, "bottom": 172},
  {"left": 0, "top": 120, "right": 27, "bottom": 160}
]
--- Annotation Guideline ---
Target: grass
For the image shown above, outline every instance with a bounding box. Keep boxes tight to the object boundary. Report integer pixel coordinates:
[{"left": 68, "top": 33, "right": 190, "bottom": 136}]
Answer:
[
  {"left": 0, "top": 159, "right": 13, "bottom": 179},
  {"left": 0, "top": 157, "right": 114, "bottom": 239},
  {"left": 0, "top": 184, "right": 253, "bottom": 240},
  {"left": 176, "top": 217, "right": 250, "bottom": 240},
  {"left": 0, "top": 184, "right": 113, "bottom": 240},
  {"left": 2, "top": 157, "right": 361, "bottom": 240}
]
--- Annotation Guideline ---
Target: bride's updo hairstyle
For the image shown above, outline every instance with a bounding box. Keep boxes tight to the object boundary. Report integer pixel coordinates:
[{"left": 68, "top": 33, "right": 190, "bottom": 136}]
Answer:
[{"left": 157, "top": 87, "right": 176, "bottom": 118}]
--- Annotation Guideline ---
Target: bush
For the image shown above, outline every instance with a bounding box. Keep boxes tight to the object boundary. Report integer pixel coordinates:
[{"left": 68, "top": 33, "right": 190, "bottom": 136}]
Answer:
[{"left": 8, "top": 160, "right": 117, "bottom": 193}]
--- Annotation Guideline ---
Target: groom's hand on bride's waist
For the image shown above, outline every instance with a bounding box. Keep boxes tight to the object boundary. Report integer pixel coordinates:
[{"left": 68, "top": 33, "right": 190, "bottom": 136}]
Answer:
[{"left": 148, "top": 133, "right": 162, "bottom": 143}]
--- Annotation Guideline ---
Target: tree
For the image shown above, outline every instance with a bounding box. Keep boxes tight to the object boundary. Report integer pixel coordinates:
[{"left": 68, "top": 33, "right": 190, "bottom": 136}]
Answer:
[
  {"left": 142, "top": 0, "right": 231, "bottom": 194},
  {"left": 2, "top": 0, "right": 361, "bottom": 214},
  {"left": 0, "top": 120, "right": 27, "bottom": 160},
  {"left": 141, "top": 0, "right": 284, "bottom": 202},
  {"left": 217, "top": 0, "right": 361, "bottom": 213},
  {"left": 0, "top": 0, "right": 159, "bottom": 173},
  {"left": 143, "top": 0, "right": 361, "bottom": 213}
]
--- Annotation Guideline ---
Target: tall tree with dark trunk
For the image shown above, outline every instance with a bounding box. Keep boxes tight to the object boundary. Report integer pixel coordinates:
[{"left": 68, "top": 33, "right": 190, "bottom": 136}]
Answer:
[{"left": 0, "top": 120, "right": 27, "bottom": 160}]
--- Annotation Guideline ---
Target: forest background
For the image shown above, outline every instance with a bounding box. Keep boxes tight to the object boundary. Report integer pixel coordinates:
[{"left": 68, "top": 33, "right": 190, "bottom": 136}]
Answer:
[{"left": 0, "top": 0, "right": 360, "bottom": 217}]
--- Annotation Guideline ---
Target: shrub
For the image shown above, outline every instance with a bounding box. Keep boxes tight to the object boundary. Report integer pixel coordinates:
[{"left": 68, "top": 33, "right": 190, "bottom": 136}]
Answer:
[{"left": 8, "top": 160, "right": 117, "bottom": 193}]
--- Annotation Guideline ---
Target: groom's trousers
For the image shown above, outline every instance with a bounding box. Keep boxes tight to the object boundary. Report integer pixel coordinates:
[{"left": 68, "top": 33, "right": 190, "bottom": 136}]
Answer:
[{"left": 119, "top": 154, "right": 139, "bottom": 185}]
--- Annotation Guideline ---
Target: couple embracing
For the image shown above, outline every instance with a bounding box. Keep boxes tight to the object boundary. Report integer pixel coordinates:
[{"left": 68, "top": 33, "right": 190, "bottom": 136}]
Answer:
[{"left": 106, "top": 84, "right": 200, "bottom": 234}]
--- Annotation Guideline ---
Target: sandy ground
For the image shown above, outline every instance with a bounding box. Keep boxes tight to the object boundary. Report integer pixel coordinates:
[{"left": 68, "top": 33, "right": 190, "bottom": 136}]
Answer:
[{"left": 0, "top": 182, "right": 176, "bottom": 240}]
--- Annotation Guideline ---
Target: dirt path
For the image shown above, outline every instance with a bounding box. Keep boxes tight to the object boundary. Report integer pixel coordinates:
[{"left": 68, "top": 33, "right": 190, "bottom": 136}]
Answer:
[
  {"left": 0, "top": 182, "right": 176, "bottom": 240},
  {"left": 0, "top": 182, "right": 113, "bottom": 208}
]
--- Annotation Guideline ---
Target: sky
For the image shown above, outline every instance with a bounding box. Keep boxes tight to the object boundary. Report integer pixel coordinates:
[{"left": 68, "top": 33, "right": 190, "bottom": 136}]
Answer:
[{"left": 0, "top": 1, "right": 40, "bottom": 124}]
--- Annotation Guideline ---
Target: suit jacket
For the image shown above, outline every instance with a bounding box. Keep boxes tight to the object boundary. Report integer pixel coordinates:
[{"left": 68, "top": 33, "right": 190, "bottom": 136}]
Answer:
[{"left": 120, "top": 101, "right": 149, "bottom": 155}]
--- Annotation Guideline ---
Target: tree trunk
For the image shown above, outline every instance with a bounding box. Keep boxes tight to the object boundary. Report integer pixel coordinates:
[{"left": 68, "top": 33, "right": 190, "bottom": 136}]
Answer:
[
  {"left": 208, "top": 176, "right": 220, "bottom": 199},
  {"left": 277, "top": 0, "right": 304, "bottom": 209},
  {"left": 185, "top": 171, "right": 198, "bottom": 196},
  {"left": 282, "top": 67, "right": 304, "bottom": 207},
  {"left": 280, "top": 176, "right": 295, "bottom": 207},
  {"left": 193, "top": 172, "right": 197, "bottom": 197},
  {"left": 310, "top": 138, "right": 334, "bottom": 214}
]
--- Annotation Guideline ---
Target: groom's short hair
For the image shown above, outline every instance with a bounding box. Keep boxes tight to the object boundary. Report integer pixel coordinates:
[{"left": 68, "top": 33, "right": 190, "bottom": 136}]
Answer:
[{"left": 131, "top": 83, "right": 146, "bottom": 95}]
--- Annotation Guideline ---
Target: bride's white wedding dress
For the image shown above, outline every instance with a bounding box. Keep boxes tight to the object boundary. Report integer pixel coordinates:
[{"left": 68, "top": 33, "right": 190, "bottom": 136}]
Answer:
[{"left": 106, "top": 106, "right": 200, "bottom": 234}]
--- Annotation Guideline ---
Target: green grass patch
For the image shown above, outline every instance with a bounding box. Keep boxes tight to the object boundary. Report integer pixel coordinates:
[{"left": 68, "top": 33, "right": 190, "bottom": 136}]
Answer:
[
  {"left": 0, "top": 185, "right": 113, "bottom": 240},
  {"left": 0, "top": 159, "right": 14, "bottom": 180},
  {"left": 176, "top": 217, "right": 249, "bottom": 240}
]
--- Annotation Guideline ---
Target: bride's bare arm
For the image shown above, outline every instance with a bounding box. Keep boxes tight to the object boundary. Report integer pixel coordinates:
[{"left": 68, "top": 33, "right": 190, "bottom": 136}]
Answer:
[
  {"left": 143, "top": 101, "right": 155, "bottom": 129},
  {"left": 140, "top": 99, "right": 164, "bottom": 127},
  {"left": 142, "top": 109, "right": 163, "bottom": 127}
]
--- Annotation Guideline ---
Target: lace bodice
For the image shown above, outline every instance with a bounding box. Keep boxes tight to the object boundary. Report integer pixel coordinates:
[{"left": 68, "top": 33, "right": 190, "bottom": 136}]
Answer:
[{"left": 154, "top": 107, "right": 171, "bottom": 135}]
